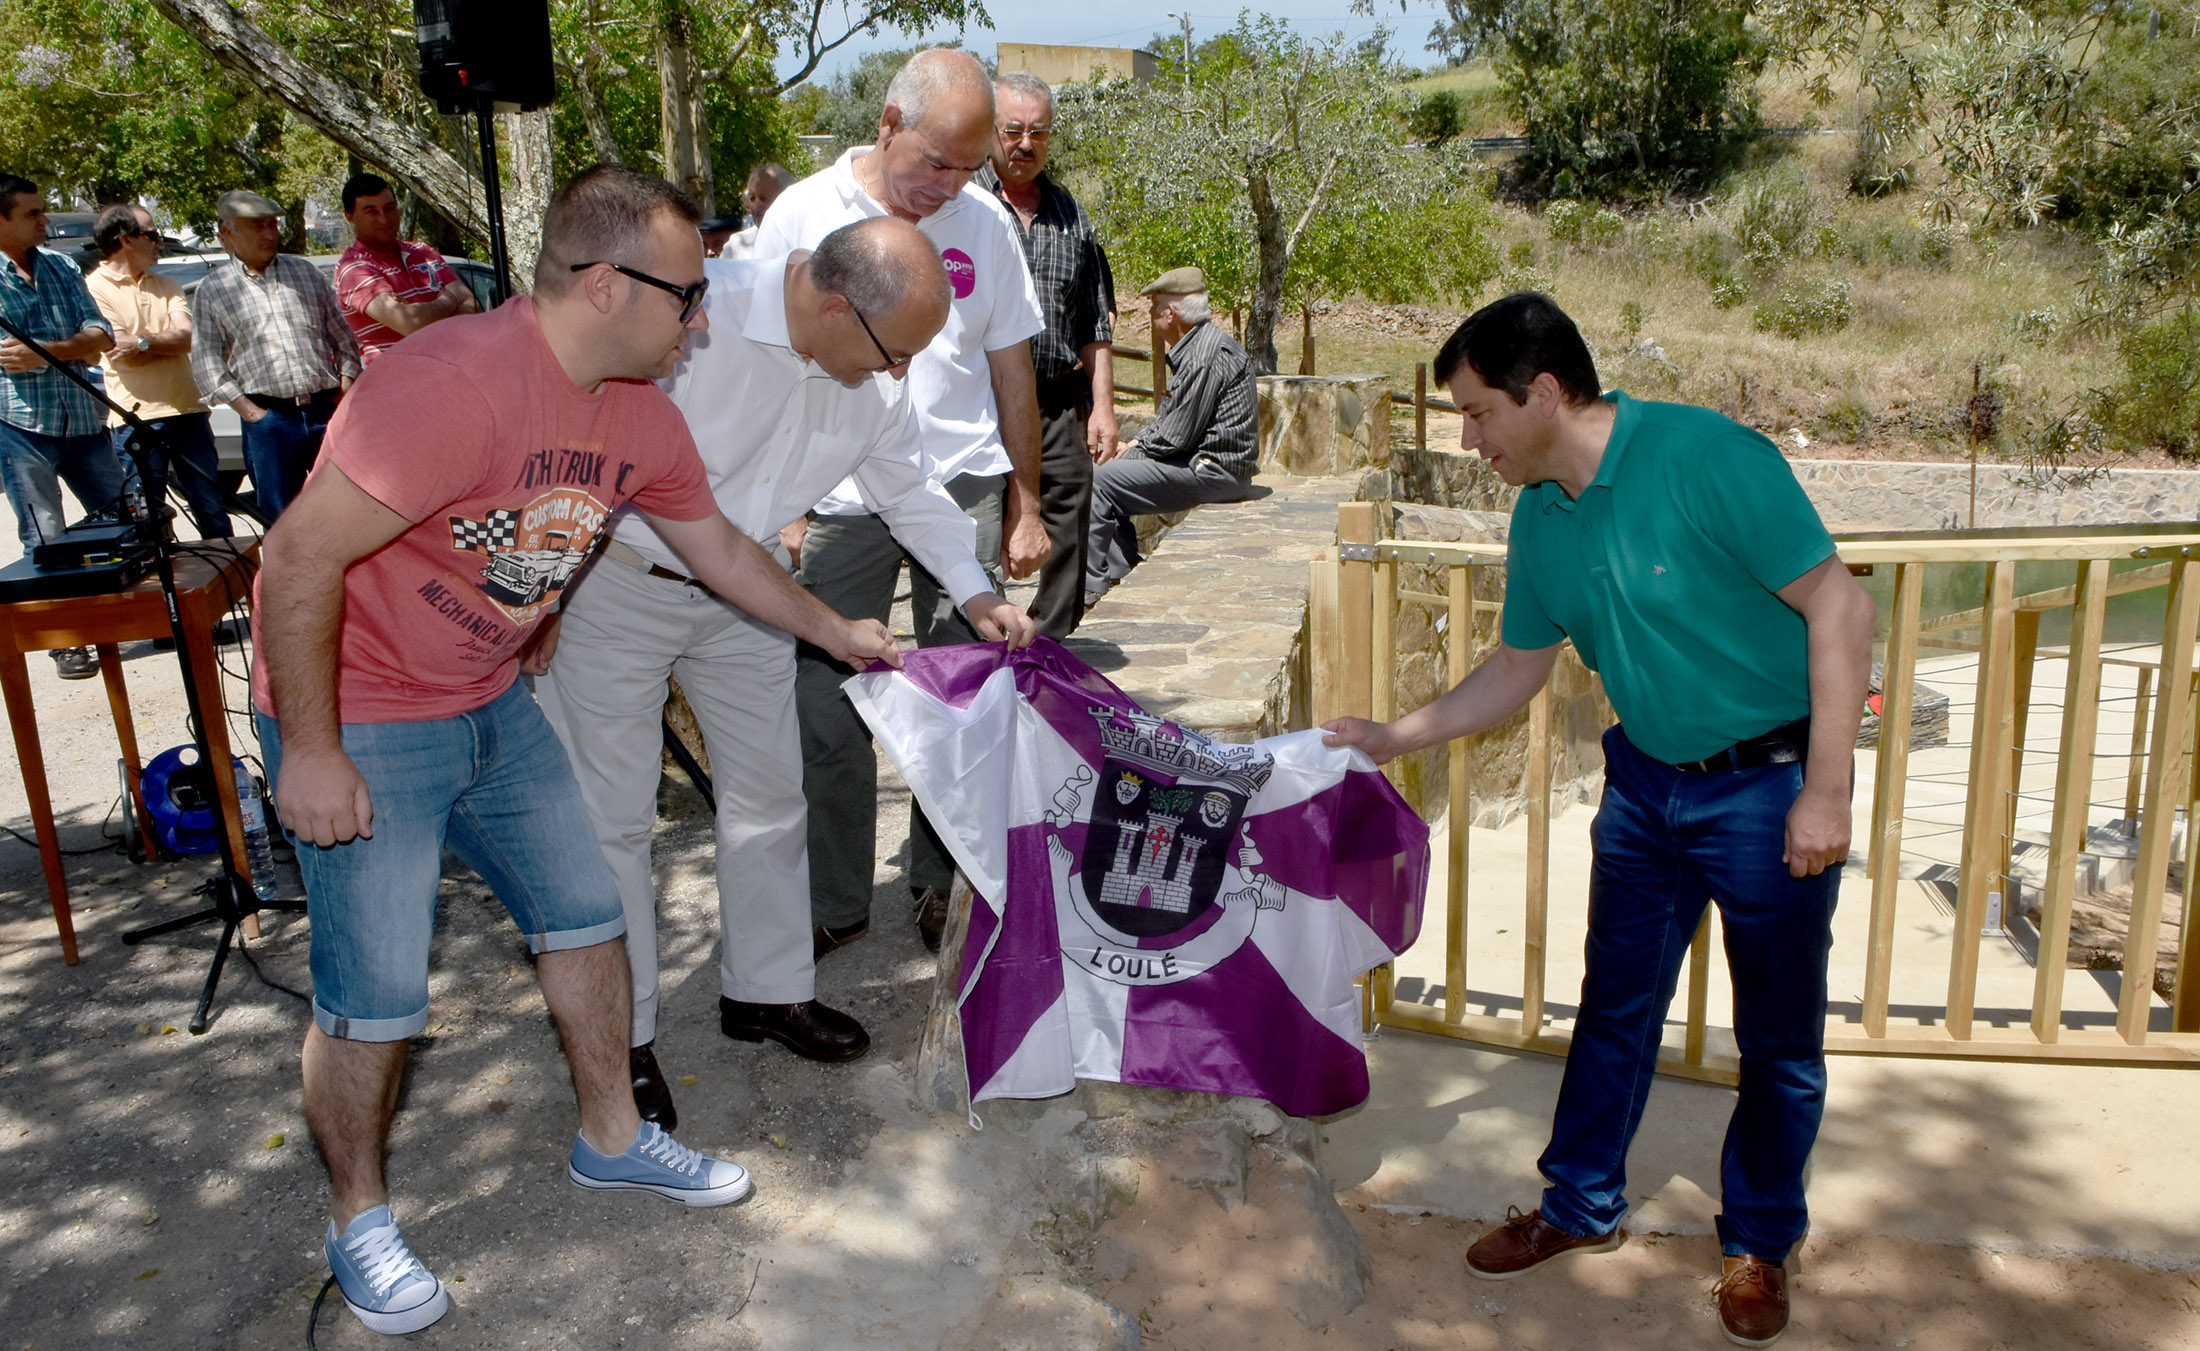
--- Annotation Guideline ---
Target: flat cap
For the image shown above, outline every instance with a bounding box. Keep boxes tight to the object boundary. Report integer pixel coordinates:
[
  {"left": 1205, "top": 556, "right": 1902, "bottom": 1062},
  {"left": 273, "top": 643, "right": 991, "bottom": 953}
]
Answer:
[
  {"left": 1140, "top": 265, "right": 1206, "bottom": 296},
  {"left": 216, "top": 189, "right": 282, "bottom": 219}
]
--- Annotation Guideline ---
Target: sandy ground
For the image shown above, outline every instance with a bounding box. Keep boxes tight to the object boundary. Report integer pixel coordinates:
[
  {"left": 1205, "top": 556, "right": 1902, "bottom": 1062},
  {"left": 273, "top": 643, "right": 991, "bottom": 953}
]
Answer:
[{"left": 1091, "top": 1152, "right": 2200, "bottom": 1351}]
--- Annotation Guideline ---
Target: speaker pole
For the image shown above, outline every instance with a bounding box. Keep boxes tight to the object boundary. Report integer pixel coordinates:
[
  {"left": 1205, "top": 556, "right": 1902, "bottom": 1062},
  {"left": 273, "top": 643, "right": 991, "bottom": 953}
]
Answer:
[{"left": 474, "top": 100, "right": 513, "bottom": 303}]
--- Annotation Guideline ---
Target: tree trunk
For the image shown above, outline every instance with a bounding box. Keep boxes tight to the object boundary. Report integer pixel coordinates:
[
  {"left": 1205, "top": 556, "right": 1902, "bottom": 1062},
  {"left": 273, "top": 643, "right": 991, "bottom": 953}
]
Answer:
[
  {"left": 564, "top": 55, "right": 627, "bottom": 165},
  {"left": 656, "top": 1, "right": 714, "bottom": 213},
  {"left": 1297, "top": 304, "right": 1316, "bottom": 376},
  {"left": 503, "top": 110, "right": 554, "bottom": 294},
  {"left": 1244, "top": 169, "right": 1288, "bottom": 375},
  {"left": 145, "top": 0, "right": 490, "bottom": 243}
]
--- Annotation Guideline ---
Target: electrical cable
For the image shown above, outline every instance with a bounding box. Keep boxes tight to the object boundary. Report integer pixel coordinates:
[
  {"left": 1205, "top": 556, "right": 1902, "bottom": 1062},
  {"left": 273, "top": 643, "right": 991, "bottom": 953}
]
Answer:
[{"left": 304, "top": 1274, "right": 337, "bottom": 1349}]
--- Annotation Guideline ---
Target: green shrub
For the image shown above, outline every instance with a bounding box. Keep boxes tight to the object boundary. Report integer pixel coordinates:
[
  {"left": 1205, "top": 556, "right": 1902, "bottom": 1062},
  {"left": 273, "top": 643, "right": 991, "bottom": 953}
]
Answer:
[
  {"left": 1586, "top": 208, "right": 1626, "bottom": 249},
  {"left": 2003, "top": 307, "right": 2061, "bottom": 343},
  {"left": 1918, "top": 224, "right": 1956, "bottom": 268},
  {"left": 1813, "top": 224, "right": 1848, "bottom": 261},
  {"left": 1545, "top": 199, "right": 1588, "bottom": 247},
  {"left": 1409, "top": 90, "right": 1465, "bottom": 146},
  {"left": 2093, "top": 309, "right": 2200, "bottom": 453},
  {"left": 1819, "top": 391, "right": 1875, "bottom": 443},
  {"left": 1735, "top": 174, "right": 1815, "bottom": 264},
  {"left": 1710, "top": 274, "right": 1751, "bottom": 309},
  {"left": 1619, "top": 299, "right": 1645, "bottom": 337},
  {"left": 1507, "top": 238, "right": 1539, "bottom": 270},
  {"left": 1752, "top": 277, "right": 1853, "bottom": 338}
]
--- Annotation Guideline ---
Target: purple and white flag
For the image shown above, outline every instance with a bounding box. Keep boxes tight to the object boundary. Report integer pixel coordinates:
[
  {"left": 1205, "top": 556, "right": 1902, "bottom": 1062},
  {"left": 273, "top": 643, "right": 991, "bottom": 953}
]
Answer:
[{"left": 846, "top": 640, "right": 1429, "bottom": 1117}]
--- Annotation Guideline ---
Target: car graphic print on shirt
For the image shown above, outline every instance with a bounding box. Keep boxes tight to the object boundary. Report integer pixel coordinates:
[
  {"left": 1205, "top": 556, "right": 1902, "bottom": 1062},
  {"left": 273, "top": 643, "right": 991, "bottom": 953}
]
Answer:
[{"left": 445, "top": 486, "right": 611, "bottom": 619}]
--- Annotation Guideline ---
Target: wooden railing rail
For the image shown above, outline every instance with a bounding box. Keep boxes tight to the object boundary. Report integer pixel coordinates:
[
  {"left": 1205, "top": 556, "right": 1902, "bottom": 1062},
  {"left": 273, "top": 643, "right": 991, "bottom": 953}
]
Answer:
[{"left": 1323, "top": 513, "right": 2200, "bottom": 1079}]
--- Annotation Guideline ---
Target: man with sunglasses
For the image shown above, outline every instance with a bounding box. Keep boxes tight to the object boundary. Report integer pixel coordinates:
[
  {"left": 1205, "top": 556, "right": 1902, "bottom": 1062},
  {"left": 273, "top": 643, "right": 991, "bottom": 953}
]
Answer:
[
  {"left": 977, "top": 70, "right": 1119, "bottom": 639},
  {"left": 755, "top": 47, "right": 1050, "bottom": 957},
  {"left": 535, "top": 217, "right": 1037, "bottom": 1123},
  {"left": 252, "top": 165, "right": 901, "bottom": 1337}
]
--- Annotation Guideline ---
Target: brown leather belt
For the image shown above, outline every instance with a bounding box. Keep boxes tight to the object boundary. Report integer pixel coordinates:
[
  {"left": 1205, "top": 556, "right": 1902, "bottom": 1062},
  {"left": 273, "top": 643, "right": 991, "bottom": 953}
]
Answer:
[{"left": 1668, "top": 717, "right": 1812, "bottom": 773}]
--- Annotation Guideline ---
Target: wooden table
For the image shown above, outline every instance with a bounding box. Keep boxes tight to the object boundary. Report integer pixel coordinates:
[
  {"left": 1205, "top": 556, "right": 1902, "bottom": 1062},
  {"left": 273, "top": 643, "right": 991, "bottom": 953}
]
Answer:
[{"left": 0, "top": 543, "right": 260, "bottom": 964}]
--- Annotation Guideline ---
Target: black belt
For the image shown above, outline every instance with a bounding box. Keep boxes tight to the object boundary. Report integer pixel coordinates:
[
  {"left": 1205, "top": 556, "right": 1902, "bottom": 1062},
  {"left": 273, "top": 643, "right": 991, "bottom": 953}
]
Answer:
[
  {"left": 245, "top": 389, "right": 337, "bottom": 410},
  {"left": 1668, "top": 717, "right": 1811, "bottom": 773}
]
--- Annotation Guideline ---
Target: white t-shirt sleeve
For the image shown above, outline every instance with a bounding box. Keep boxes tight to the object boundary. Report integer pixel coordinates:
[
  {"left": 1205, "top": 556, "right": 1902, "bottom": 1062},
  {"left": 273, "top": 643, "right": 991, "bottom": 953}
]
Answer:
[{"left": 971, "top": 196, "right": 1047, "bottom": 354}]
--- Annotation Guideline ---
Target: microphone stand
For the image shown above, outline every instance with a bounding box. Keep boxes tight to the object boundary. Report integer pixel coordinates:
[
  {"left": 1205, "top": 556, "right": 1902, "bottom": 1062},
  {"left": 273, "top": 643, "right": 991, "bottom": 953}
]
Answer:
[{"left": 0, "top": 309, "right": 303, "bottom": 1033}]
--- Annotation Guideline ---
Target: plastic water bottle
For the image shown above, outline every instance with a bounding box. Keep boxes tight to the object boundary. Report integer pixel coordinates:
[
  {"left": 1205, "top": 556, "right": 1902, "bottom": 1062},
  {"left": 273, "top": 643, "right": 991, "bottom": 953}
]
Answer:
[{"left": 233, "top": 759, "right": 279, "bottom": 903}]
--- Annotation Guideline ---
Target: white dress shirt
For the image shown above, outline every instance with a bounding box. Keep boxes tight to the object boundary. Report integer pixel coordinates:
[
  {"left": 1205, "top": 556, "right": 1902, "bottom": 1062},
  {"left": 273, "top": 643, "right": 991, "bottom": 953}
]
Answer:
[
  {"left": 612, "top": 254, "right": 995, "bottom": 607},
  {"left": 753, "top": 147, "right": 1045, "bottom": 517}
]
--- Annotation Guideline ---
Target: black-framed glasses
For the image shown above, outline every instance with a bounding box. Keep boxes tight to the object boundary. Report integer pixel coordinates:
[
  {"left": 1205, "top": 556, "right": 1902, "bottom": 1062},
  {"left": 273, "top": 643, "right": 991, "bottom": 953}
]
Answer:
[
  {"left": 849, "top": 302, "right": 914, "bottom": 372},
  {"left": 570, "top": 261, "right": 709, "bottom": 323}
]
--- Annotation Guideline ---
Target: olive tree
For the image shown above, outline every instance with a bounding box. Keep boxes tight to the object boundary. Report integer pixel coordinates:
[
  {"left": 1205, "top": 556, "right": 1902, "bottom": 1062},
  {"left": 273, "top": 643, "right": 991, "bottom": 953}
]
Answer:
[{"left": 1059, "top": 15, "right": 1500, "bottom": 373}]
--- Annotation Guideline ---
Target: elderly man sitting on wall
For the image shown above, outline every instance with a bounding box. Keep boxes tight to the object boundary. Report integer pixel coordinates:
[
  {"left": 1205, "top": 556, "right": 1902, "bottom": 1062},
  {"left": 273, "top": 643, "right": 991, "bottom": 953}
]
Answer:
[{"left": 1083, "top": 265, "right": 1259, "bottom": 607}]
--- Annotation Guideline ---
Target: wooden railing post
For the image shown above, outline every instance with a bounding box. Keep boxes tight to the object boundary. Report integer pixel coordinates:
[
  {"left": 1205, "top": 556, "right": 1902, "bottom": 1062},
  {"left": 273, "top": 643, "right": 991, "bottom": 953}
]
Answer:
[
  {"left": 1337, "top": 504, "right": 1378, "bottom": 722},
  {"left": 2126, "top": 667, "right": 2156, "bottom": 832},
  {"left": 2177, "top": 671, "right": 2200, "bottom": 1031},
  {"left": 2121, "top": 560, "right": 2200, "bottom": 1044},
  {"left": 2033, "top": 560, "right": 2108, "bottom": 1044},
  {"left": 1864, "top": 561, "right": 1924, "bottom": 1038},
  {"left": 1444, "top": 561, "right": 1472, "bottom": 1026},
  {"left": 1683, "top": 909, "right": 1714, "bottom": 1067},
  {"left": 1949, "top": 561, "right": 2016, "bottom": 1039},
  {"left": 2005, "top": 608, "right": 2044, "bottom": 898},
  {"left": 1522, "top": 684, "right": 1553, "bottom": 1035},
  {"left": 1415, "top": 362, "right": 1428, "bottom": 453}
]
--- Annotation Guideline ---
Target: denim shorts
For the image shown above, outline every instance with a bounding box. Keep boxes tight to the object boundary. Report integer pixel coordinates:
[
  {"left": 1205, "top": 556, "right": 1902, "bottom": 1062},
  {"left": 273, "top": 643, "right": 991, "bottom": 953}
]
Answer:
[{"left": 257, "top": 680, "right": 625, "bottom": 1041}]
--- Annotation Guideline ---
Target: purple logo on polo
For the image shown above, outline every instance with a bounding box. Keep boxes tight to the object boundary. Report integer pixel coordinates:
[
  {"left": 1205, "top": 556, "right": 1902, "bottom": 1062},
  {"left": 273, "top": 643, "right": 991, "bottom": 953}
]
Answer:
[{"left": 940, "top": 248, "right": 976, "bottom": 299}]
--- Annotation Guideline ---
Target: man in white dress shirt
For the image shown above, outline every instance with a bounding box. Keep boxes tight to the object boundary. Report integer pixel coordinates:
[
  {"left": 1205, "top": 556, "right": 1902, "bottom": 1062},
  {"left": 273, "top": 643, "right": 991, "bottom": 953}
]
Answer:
[
  {"left": 754, "top": 47, "right": 1050, "bottom": 958},
  {"left": 533, "top": 217, "right": 1037, "bottom": 1128}
]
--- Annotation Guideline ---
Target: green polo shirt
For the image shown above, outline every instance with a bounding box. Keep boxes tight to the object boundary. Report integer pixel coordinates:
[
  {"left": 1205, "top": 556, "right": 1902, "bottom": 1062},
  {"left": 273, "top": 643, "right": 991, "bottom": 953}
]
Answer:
[{"left": 1500, "top": 391, "right": 1836, "bottom": 764}]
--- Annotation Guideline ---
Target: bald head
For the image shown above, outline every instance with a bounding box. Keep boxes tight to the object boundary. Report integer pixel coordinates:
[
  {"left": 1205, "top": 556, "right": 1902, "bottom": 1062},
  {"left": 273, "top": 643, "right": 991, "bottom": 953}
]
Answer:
[
  {"left": 811, "top": 217, "right": 950, "bottom": 329},
  {"left": 882, "top": 48, "right": 994, "bottom": 139}
]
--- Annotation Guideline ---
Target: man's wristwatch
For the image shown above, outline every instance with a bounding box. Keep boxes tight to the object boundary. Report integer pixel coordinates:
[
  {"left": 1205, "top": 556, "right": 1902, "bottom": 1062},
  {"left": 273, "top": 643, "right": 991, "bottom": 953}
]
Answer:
[{"left": 133, "top": 333, "right": 151, "bottom": 354}]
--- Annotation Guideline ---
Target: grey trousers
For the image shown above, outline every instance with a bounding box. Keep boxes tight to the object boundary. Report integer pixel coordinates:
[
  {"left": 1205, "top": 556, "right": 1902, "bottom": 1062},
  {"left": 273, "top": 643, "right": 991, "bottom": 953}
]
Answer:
[
  {"left": 1029, "top": 402, "right": 1094, "bottom": 639},
  {"left": 537, "top": 549, "right": 813, "bottom": 1046},
  {"left": 796, "top": 471, "right": 1004, "bottom": 930},
  {"left": 1085, "top": 451, "right": 1251, "bottom": 592}
]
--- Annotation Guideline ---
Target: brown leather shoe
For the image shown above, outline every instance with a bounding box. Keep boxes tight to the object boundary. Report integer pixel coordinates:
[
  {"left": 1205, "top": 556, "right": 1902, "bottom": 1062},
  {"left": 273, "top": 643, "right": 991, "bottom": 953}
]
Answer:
[
  {"left": 1464, "top": 1206, "right": 1624, "bottom": 1280},
  {"left": 629, "top": 1042, "right": 677, "bottom": 1132},
  {"left": 912, "top": 886, "right": 949, "bottom": 953},
  {"left": 813, "top": 920, "right": 869, "bottom": 962},
  {"left": 718, "top": 997, "right": 870, "bottom": 1062},
  {"left": 1714, "top": 1254, "right": 1789, "bottom": 1347}
]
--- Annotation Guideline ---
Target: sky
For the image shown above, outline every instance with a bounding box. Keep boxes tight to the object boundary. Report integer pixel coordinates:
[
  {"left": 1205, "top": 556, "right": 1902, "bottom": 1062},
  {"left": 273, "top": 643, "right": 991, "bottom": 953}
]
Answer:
[{"left": 771, "top": 1, "right": 1450, "bottom": 86}]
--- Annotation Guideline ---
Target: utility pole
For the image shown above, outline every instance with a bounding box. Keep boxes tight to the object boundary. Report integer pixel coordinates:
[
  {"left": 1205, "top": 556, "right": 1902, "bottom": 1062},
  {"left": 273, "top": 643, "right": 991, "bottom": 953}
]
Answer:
[{"left": 1172, "top": 11, "right": 1193, "bottom": 91}]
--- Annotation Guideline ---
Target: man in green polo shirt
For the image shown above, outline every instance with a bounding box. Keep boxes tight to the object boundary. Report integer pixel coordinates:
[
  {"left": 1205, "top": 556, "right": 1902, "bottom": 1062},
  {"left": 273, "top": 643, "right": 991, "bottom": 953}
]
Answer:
[{"left": 1325, "top": 292, "right": 1874, "bottom": 1348}]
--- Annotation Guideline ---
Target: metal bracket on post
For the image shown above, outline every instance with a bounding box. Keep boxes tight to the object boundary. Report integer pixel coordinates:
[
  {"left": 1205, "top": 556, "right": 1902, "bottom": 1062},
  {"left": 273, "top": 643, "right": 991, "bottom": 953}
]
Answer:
[{"left": 1338, "top": 540, "right": 1377, "bottom": 562}]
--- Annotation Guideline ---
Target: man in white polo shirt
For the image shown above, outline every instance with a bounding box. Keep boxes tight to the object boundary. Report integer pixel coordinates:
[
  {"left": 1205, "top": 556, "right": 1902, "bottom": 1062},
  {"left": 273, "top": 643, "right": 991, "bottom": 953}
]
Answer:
[
  {"left": 534, "top": 217, "right": 1036, "bottom": 1127},
  {"left": 754, "top": 47, "right": 1049, "bottom": 957}
]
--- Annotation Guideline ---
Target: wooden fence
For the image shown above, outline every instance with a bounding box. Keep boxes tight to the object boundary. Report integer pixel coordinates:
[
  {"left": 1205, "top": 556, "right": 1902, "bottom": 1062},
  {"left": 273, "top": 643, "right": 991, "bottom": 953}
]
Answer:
[{"left": 1312, "top": 505, "right": 2200, "bottom": 1083}]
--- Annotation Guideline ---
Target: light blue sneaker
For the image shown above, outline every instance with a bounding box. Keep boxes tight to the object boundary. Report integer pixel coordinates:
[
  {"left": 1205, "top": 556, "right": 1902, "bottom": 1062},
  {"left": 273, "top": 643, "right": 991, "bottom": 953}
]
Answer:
[
  {"left": 568, "top": 1121, "right": 754, "bottom": 1207},
  {"left": 325, "top": 1205, "right": 450, "bottom": 1335}
]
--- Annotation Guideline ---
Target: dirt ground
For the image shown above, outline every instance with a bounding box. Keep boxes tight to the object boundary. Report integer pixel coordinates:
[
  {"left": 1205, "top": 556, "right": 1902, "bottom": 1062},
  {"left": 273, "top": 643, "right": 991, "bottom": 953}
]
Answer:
[{"left": 1088, "top": 1151, "right": 2200, "bottom": 1351}]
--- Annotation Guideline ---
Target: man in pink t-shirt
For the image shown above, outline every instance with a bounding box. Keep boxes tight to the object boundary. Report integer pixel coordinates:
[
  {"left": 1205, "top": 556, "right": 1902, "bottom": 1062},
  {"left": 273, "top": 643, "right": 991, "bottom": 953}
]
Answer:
[
  {"left": 252, "top": 166, "right": 900, "bottom": 1338},
  {"left": 333, "top": 172, "right": 478, "bottom": 364}
]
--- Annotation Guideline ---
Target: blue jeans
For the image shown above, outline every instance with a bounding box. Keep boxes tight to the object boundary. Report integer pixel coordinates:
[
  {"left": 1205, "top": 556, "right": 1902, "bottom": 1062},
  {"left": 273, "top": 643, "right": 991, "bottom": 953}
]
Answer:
[
  {"left": 1537, "top": 725, "right": 1840, "bottom": 1262},
  {"left": 239, "top": 390, "right": 336, "bottom": 520},
  {"left": 116, "top": 412, "right": 232, "bottom": 540},
  {"left": 0, "top": 421, "right": 128, "bottom": 553},
  {"left": 256, "top": 681, "right": 626, "bottom": 1042}
]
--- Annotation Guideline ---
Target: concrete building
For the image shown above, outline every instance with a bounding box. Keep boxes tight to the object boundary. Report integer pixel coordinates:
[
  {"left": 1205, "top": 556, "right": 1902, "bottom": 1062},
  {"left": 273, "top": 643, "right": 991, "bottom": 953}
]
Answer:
[{"left": 996, "top": 43, "right": 1158, "bottom": 86}]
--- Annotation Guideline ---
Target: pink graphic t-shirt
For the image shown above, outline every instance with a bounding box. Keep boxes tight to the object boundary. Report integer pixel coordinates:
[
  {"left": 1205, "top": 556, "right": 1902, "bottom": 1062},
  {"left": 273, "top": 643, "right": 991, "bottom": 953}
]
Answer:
[{"left": 251, "top": 298, "right": 715, "bottom": 724}]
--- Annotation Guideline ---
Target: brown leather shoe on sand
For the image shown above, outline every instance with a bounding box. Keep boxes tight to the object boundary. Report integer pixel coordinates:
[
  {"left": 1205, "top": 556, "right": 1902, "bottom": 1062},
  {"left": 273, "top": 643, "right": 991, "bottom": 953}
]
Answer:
[
  {"left": 1464, "top": 1205, "right": 1624, "bottom": 1280},
  {"left": 1713, "top": 1254, "right": 1789, "bottom": 1347}
]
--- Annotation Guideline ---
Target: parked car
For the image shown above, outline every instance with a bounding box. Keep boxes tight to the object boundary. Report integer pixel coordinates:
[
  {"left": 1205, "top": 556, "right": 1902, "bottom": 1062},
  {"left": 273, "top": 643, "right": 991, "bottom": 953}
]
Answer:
[
  {"left": 169, "top": 253, "right": 507, "bottom": 482},
  {"left": 46, "top": 211, "right": 99, "bottom": 271}
]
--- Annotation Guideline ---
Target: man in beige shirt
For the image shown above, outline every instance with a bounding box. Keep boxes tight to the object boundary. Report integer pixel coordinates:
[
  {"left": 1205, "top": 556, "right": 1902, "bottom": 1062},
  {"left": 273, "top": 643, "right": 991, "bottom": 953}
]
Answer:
[{"left": 86, "top": 204, "right": 232, "bottom": 538}]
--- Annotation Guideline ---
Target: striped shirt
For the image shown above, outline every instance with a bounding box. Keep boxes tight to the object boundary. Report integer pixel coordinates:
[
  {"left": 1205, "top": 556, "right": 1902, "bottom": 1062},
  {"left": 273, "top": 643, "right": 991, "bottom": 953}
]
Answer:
[
  {"left": 0, "top": 246, "right": 114, "bottom": 436},
  {"left": 1142, "top": 320, "right": 1259, "bottom": 482},
  {"left": 335, "top": 238, "right": 459, "bottom": 364},
  {"left": 189, "top": 253, "right": 361, "bottom": 407},
  {"left": 976, "top": 166, "right": 1115, "bottom": 383}
]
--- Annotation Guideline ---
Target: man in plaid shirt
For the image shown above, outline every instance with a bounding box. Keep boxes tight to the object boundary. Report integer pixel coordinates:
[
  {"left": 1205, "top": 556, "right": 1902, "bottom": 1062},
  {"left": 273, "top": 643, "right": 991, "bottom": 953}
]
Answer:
[
  {"left": 190, "top": 189, "right": 361, "bottom": 520},
  {"left": 0, "top": 172, "right": 128, "bottom": 679},
  {"left": 976, "top": 71, "right": 1118, "bottom": 638}
]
